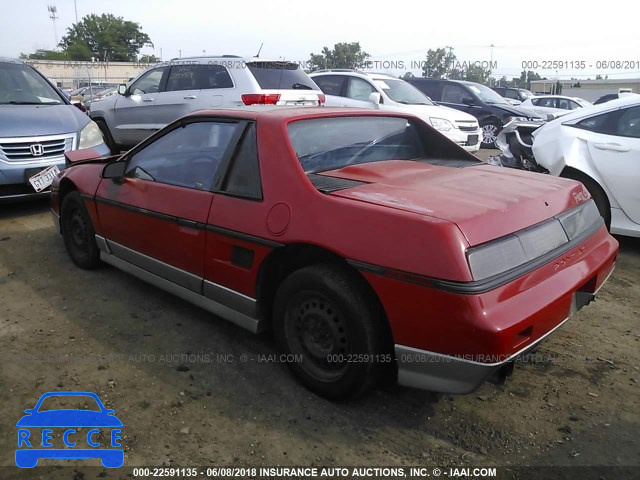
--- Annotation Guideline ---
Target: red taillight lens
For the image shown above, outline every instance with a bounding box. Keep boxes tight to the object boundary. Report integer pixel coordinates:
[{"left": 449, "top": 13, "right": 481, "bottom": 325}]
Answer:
[
  {"left": 241, "top": 94, "right": 281, "bottom": 105},
  {"left": 318, "top": 94, "right": 325, "bottom": 105}
]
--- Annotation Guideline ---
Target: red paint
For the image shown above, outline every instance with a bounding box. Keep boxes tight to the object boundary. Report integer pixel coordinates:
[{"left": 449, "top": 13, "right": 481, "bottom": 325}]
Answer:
[{"left": 52, "top": 107, "right": 619, "bottom": 362}]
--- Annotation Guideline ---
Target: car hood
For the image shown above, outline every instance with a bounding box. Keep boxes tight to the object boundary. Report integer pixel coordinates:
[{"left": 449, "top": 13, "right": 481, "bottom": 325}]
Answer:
[
  {"left": 16, "top": 410, "right": 123, "bottom": 427},
  {"left": 391, "top": 103, "right": 478, "bottom": 123},
  {"left": 488, "top": 102, "right": 539, "bottom": 118},
  {"left": 322, "top": 160, "right": 588, "bottom": 245},
  {"left": 0, "top": 105, "right": 89, "bottom": 137}
]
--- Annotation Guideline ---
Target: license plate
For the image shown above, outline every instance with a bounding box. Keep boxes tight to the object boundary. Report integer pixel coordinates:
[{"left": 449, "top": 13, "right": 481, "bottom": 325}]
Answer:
[
  {"left": 28, "top": 165, "right": 60, "bottom": 192},
  {"left": 467, "top": 134, "right": 479, "bottom": 145}
]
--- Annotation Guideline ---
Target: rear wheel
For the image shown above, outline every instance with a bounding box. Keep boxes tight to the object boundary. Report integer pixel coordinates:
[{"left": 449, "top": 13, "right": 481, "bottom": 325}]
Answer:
[
  {"left": 61, "top": 191, "right": 101, "bottom": 269},
  {"left": 273, "top": 263, "right": 389, "bottom": 399},
  {"left": 480, "top": 120, "right": 502, "bottom": 148},
  {"left": 562, "top": 170, "right": 611, "bottom": 229}
]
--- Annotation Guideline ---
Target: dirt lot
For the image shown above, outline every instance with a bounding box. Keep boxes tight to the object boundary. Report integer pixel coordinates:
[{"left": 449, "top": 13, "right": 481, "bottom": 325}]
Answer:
[{"left": 1, "top": 160, "right": 639, "bottom": 479}]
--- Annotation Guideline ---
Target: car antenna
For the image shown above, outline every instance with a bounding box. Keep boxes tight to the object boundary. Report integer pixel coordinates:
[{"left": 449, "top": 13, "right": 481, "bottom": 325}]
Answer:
[{"left": 255, "top": 42, "right": 263, "bottom": 58}]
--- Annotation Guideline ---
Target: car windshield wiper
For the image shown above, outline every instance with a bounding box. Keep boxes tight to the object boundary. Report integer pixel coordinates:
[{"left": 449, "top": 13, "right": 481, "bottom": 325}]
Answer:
[{"left": 291, "top": 83, "right": 313, "bottom": 90}]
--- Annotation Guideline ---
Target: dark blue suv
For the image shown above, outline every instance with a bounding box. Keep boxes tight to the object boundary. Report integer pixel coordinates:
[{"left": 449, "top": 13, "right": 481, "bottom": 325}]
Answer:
[{"left": 407, "top": 78, "right": 542, "bottom": 148}]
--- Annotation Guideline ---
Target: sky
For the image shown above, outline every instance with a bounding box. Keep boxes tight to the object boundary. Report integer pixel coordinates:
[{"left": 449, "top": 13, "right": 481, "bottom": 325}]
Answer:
[{"left": 2, "top": 0, "right": 640, "bottom": 80}]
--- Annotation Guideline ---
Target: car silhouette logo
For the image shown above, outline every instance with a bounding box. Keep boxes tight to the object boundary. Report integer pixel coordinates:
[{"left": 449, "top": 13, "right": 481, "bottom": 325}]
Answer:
[{"left": 15, "top": 391, "right": 123, "bottom": 468}]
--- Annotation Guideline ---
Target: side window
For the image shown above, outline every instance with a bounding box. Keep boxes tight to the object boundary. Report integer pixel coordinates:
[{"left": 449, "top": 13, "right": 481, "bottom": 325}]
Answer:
[
  {"left": 313, "top": 75, "right": 346, "bottom": 96},
  {"left": 441, "top": 84, "right": 472, "bottom": 104},
  {"left": 166, "top": 65, "right": 198, "bottom": 91},
  {"left": 568, "top": 100, "right": 581, "bottom": 110},
  {"left": 615, "top": 106, "right": 640, "bottom": 138},
  {"left": 196, "top": 64, "right": 234, "bottom": 89},
  {"left": 557, "top": 98, "right": 571, "bottom": 110},
  {"left": 130, "top": 67, "right": 167, "bottom": 95},
  {"left": 222, "top": 123, "right": 262, "bottom": 199},
  {"left": 126, "top": 121, "right": 239, "bottom": 191},
  {"left": 346, "top": 77, "right": 376, "bottom": 101},
  {"left": 574, "top": 111, "right": 619, "bottom": 135}
]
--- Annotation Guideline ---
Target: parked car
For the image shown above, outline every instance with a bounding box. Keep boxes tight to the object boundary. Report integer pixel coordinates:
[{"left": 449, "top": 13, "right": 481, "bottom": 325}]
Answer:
[
  {"left": 519, "top": 95, "right": 592, "bottom": 118},
  {"left": 0, "top": 57, "right": 110, "bottom": 202},
  {"left": 593, "top": 92, "right": 639, "bottom": 105},
  {"left": 492, "top": 86, "right": 536, "bottom": 105},
  {"left": 407, "top": 78, "right": 542, "bottom": 148},
  {"left": 84, "top": 86, "right": 118, "bottom": 110},
  {"left": 310, "top": 70, "right": 482, "bottom": 152},
  {"left": 532, "top": 96, "right": 640, "bottom": 237},
  {"left": 90, "top": 56, "right": 325, "bottom": 151},
  {"left": 52, "top": 106, "right": 617, "bottom": 399}
]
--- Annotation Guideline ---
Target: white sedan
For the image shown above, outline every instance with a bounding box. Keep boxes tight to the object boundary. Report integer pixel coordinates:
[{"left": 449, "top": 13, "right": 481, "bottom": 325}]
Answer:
[
  {"left": 532, "top": 96, "right": 640, "bottom": 237},
  {"left": 520, "top": 95, "right": 592, "bottom": 119}
]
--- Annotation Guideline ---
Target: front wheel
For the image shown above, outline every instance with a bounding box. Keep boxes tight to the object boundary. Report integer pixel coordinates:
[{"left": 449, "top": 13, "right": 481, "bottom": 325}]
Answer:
[
  {"left": 480, "top": 120, "right": 502, "bottom": 148},
  {"left": 61, "top": 191, "right": 101, "bottom": 269},
  {"left": 273, "top": 263, "right": 389, "bottom": 399}
]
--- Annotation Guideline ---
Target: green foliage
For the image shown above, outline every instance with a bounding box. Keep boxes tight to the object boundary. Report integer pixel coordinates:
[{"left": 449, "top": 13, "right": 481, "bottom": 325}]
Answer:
[
  {"left": 308, "top": 42, "right": 370, "bottom": 72},
  {"left": 421, "top": 48, "right": 491, "bottom": 84},
  {"left": 58, "top": 13, "right": 151, "bottom": 61},
  {"left": 20, "top": 49, "right": 70, "bottom": 60}
]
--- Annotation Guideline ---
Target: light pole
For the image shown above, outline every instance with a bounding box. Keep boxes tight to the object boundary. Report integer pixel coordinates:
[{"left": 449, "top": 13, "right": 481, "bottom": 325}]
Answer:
[
  {"left": 47, "top": 5, "right": 59, "bottom": 46},
  {"left": 74, "top": 0, "right": 78, "bottom": 22},
  {"left": 489, "top": 44, "right": 494, "bottom": 86}
]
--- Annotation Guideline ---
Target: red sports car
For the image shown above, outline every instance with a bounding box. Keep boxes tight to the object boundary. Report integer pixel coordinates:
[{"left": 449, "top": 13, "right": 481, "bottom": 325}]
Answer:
[{"left": 51, "top": 107, "right": 618, "bottom": 399}]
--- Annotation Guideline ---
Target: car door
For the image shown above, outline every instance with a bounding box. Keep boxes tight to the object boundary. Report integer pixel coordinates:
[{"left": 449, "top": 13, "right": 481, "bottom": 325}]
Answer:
[
  {"left": 312, "top": 75, "right": 348, "bottom": 107},
  {"left": 580, "top": 106, "right": 640, "bottom": 223},
  {"left": 95, "top": 119, "right": 245, "bottom": 292},
  {"left": 152, "top": 64, "right": 206, "bottom": 125},
  {"left": 439, "top": 83, "right": 481, "bottom": 116},
  {"left": 112, "top": 66, "right": 169, "bottom": 146},
  {"left": 195, "top": 64, "right": 231, "bottom": 109},
  {"left": 202, "top": 122, "right": 273, "bottom": 331}
]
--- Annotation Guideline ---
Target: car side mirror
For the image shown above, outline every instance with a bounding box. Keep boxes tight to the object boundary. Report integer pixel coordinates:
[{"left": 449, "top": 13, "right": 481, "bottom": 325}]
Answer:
[
  {"left": 117, "top": 84, "right": 127, "bottom": 96},
  {"left": 24, "top": 409, "right": 34, "bottom": 414},
  {"left": 102, "top": 161, "right": 127, "bottom": 179},
  {"left": 462, "top": 97, "right": 475, "bottom": 106},
  {"left": 368, "top": 92, "right": 382, "bottom": 109},
  {"left": 105, "top": 409, "right": 116, "bottom": 415}
]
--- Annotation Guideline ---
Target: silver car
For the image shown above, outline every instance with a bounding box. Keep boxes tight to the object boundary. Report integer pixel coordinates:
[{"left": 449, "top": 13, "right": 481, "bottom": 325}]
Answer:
[
  {"left": 0, "top": 58, "right": 110, "bottom": 202},
  {"left": 90, "top": 56, "right": 325, "bottom": 151}
]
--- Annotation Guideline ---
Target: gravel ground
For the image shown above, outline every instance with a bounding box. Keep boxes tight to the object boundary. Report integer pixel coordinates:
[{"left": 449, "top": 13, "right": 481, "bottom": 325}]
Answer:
[{"left": 1, "top": 165, "right": 638, "bottom": 479}]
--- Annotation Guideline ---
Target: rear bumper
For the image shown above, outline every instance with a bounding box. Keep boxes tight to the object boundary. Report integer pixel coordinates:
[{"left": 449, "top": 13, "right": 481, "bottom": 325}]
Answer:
[{"left": 359, "top": 224, "right": 618, "bottom": 393}]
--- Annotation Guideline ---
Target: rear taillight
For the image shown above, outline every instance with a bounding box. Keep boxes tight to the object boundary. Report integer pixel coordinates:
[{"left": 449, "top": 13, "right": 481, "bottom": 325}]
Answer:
[
  {"left": 241, "top": 94, "right": 281, "bottom": 105},
  {"left": 318, "top": 94, "right": 325, "bottom": 105}
]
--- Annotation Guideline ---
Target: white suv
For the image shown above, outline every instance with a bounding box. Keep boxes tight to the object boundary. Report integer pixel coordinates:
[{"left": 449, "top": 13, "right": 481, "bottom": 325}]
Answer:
[
  {"left": 310, "top": 70, "right": 482, "bottom": 152},
  {"left": 91, "top": 56, "right": 325, "bottom": 150}
]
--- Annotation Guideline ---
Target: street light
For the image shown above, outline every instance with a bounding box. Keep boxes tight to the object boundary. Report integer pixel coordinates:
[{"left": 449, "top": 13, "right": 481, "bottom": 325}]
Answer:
[
  {"left": 489, "top": 44, "right": 495, "bottom": 86},
  {"left": 47, "top": 5, "right": 59, "bottom": 46}
]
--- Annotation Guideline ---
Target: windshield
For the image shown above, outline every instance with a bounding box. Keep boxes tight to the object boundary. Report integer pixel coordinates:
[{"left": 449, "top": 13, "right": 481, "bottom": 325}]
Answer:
[
  {"left": 288, "top": 116, "right": 429, "bottom": 173},
  {"left": 246, "top": 61, "right": 318, "bottom": 90},
  {"left": 520, "top": 89, "right": 535, "bottom": 99},
  {"left": 38, "top": 395, "right": 101, "bottom": 412},
  {"left": 0, "top": 62, "right": 63, "bottom": 105},
  {"left": 375, "top": 79, "right": 433, "bottom": 105},
  {"left": 466, "top": 83, "right": 509, "bottom": 105}
]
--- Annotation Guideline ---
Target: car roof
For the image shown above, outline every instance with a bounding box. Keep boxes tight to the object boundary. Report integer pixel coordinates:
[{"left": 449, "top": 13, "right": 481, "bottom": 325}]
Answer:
[
  {"left": 187, "top": 106, "right": 416, "bottom": 122},
  {"left": 310, "top": 70, "right": 397, "bottom": 81},
  {"left": 0, "top": 57, "right": 26, "bottom": 65}
]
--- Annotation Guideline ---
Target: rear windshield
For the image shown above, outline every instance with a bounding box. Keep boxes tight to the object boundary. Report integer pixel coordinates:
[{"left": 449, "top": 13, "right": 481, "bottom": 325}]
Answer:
[
  {"left": 246, "top": 61, "right": 318, "bottom": 90},
  {"left": 0, "top": 62, "right": 63, "bottom": 105},
  {"left": 288, "top": 116, "right": 429, "bottom": 173}
]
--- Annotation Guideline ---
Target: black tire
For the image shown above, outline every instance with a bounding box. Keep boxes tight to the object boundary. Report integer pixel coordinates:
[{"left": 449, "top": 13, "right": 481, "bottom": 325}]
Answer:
[
  {"left": 480, "top": 119, "right": 502, "bottom": 149},
  {"left": 273, "top": 263, "right": 389, "bottom": 400},
  {"left": 562, "top": 170, "right": 611, "bottom": 229},
  {"left": 61, "top": 191, "right": 101, "bottom": 269},
  {"left": 95, "top": 119, "right": 119, "bottom": 154}
]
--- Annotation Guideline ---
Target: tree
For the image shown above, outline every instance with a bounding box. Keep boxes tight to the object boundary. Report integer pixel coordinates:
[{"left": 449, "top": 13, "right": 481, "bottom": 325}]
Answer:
[
  {"left": 20, "top": 49, "right": 70, "bottom": 60},
  {"left": 421, "top": 48, "right": 456, "bottom": 78},
  {"left": 58, "top": 14, "right": 151, "bottom": 61},
  {"left": 516, "top": 70, "right": 541, "bottom": 89},
  {"left": 402, "top": 71, "right": 415, "bottom": 79},
  {"left": 464, "top": 64, "right": 491, "bottom": 84},
  {"left": 308, "top": 42, "right": 370, "bottom": 72}
]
